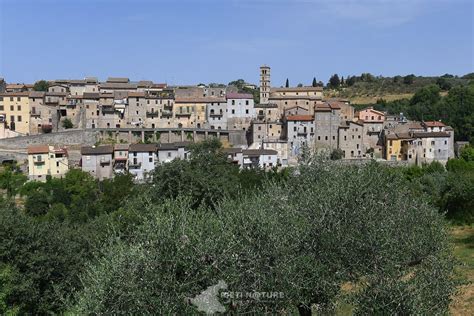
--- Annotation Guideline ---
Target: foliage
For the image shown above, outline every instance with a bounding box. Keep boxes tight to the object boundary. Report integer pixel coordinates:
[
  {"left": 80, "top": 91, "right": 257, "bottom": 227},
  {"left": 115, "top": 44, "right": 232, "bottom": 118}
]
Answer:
[
  {"left": 71, "top": 161, "right": 456, "bottom": 315},
  {"left": 403, "top": 74, "right": 416, "bottom": 84},
  {"left": 0, "top": 206, "right": 108, "bottom": 314},
  {"left": 0, "top": 165, "right": 27, "bottom": 198},
  {"left": 330, "top": 148, "right": 344, "bottom": 160},
  {"left": 62, "top": 118, "right": 73, "bottom": 129},
  {"left": 285, "top": 78, "right": 289, "bottom": 88},
  {"left": 328, "top": 74, "right": 340, "bottom": 89},
  {"left": 33, "top": 80, "right": 49, "bottom": 91}
]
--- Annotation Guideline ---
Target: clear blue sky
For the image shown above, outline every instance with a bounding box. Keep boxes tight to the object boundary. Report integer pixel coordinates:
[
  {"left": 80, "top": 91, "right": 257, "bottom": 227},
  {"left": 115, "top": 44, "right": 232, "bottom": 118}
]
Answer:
[{"left": 0, "top": 0, "right": 473, "bottom": 86}]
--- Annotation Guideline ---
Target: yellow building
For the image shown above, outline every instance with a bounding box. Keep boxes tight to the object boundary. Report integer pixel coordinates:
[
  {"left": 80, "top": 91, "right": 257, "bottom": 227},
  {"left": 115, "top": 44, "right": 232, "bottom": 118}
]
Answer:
[
  {"left": 27, "top": 145, "right": 69, "bottom": 181},
  {"left": 385, "top": 133, "right": 412, "bottom": 161},
  {"left": 0, "top": 92, "right": 31, "bottom": 135},
  {"left": 174, "top": 98, "right": 209, "bottom": 128}
]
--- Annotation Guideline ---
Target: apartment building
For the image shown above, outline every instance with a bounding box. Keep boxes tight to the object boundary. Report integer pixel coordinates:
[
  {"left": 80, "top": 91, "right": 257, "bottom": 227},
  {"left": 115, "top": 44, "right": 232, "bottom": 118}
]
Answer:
[
  {"left": 81, "top": 145, "right": 114, "bottom": 180},
  {"left": 0, "top": 92, "right": 31, "bottom": 134},
  {"left": 206, "top": 98, "right": 227, "bottom": 130},
  {"left": 226, "top": 93, "right": 255, "bottom": 131},
  {"left": 338, "top": 121, "right": 365, "bottom": 159},
  {"left": 157, "top": 142, "right": 190, "bottom": 163},
  {"left": 27, "top": 145, "right": 69, "bottom": 181},
  {"left": 113, "top": 144, "right": 129, "bottom": 174},
  {"left": 314, "top": 102, "right": 341, "bottom": 150},
  {"left": 285, "top": 115, "right": 315, "bottom": 157},
  {"left": 128, "top": 143, "right": 158, "bottom": 181}
]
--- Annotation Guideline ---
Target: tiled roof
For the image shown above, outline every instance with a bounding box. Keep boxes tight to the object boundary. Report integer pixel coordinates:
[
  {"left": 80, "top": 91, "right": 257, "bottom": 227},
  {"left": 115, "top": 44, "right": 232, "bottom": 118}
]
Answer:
[
  {"left": 27, "top": 145, "right": 49, "bottom": 154},
  {"left": 106, "top": 77, "right": 129, "bottom": 83},
  {"left": 28, "top": 91, "right": 45, "bottom": 98},
  {"left": 0, "top": 91, "right": 29, "bottom": 97},
  {"left": 272, "top": 86, "right": 323, "bottom": 92},
  {"left": 114, "top": 144, "right": 129, "bottom": 150},
  {"left": 81, "top": 145, "right": 114, "bottom": 155},
  {"left": 423, "top": 121, "right": 446, "bottom": 127},
  {"left": 413, "top": 132, "right": 450, "bottom": 138},
  {"left": 226, "top": 92, "right": 253, "bottom": 99},
  {"left": 129, "top": 143, "right": 158, "bottom": 152}
]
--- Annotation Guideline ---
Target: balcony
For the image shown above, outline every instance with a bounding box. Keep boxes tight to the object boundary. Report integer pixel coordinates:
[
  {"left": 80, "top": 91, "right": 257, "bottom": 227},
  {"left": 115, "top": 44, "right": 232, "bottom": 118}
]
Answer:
[
  {"left": 146, "top": 111, "right": 159, "bottom": 118},
  {"left": 33, "top": 156, "right": 45, "bottom": 164},
  {"left": 209, "top": 112, "right": 223, "bottom": 117},
  {"left": 100, "top": 158, "right": 111, "bottom": 165},
  {"left": 175, "top": 112, "right": 192, "bottom": 117},
  {"left": 128, "top": 161, "right": 142, "bottom": 169},
  {"left": 101, "top": 106, "right": 116, "bottom": 114},
  {"left": 162, "top": 110, "right": 173, "bottom": 117}
]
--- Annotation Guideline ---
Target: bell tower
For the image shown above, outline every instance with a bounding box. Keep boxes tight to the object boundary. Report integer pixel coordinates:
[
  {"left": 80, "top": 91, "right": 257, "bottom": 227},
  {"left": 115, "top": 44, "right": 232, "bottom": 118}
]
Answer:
[{"left": 259, "top": 65, "right": 270, "bottom": 104}]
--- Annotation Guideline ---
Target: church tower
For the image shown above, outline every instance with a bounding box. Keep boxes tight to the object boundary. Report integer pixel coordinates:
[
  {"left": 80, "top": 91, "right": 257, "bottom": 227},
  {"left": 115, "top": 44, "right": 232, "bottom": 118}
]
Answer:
[{"left": 259, "top": 65, "right": 270, "bottom": 104}]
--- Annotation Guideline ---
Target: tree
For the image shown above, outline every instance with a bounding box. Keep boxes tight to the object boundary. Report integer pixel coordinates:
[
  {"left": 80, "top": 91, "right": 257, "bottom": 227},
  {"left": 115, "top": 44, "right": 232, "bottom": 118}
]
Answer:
[
  {"left": 312, "top": 77, "right": 317, "bottom": 87},
  {"left": 62, "top": 118, "right": 73, "bottom": 129},
  {"left": 297, "top": 83, "right": 303, "bottom": 87},
  {"left": 33, "top": 80, "right": 49, "bottom": 91},
  {"left": 285, "top": 78, "right": 289, "bottom": 88},
  {"left": 72, "top": 162, "right": 456, "bottom": 315},
  {"left": 403, "top": 74, "right": 416, "bottom": 85},
  {"left": 436, "top": 77, "right": 452, "bottom": 91},
  {"left": 330, "top": 148, "right": 344, "bottom": 160},
  {"left": 346, "top": 76, "right": 356, "bottom": 86},
  {"left": 0, "top": 165, "right": 27, "bottom": 198},
  {"left": 328, "top": 74, "right": 340, "bottom": 89},
  {"left": 340, "top": 76, "right": 344, "bottom": 86}
]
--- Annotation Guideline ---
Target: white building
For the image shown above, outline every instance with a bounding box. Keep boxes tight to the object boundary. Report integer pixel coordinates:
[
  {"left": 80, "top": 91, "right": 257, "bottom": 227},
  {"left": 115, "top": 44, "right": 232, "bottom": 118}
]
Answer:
[
  {"left": 285, "top": 115, "right": 315, "bottom": 157},
  {"left": 128, "top": 144, "right": 158, "bottom": 182},
  {"left": 157, "top": 142, "right": 190, "bottom": 163},
  {"left": 226, "top": 92, "right": 255, "bottom": 131}
]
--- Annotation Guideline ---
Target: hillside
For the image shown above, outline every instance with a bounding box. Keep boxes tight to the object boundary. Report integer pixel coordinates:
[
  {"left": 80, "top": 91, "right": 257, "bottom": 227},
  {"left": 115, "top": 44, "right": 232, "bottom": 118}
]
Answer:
[{"left": 325, "top": 74, "right": 472, "bottom": 104}]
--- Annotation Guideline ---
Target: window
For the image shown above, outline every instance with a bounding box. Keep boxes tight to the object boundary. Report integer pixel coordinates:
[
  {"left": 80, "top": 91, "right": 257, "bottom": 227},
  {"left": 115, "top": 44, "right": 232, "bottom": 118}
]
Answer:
[
  {"left": 0, "top": 106, "right": 3, "bottom": 111},
  {"left": 149, "top": 157, "right": 153, "bottom": 163},
  {"left": 17, "top": 97, "right": 20, "bottom": 101},
  {"left": 245, "top": 109, "right": 249, "bottom": 114},
  {"left": 231, "top": 109, "right": 235, "bottom": 114},
  {"left": 9, "top": 97, "right": 13, "bottom": 102},
  {"left": 245, "top": 100, "right": 249, "bottom": 105},
  {"left": 325, "top": 136, "right": 328, "bottom": 140},
  {"left": 10, "top": 105, "right": 14, "bottom": 111},
  {"left": 17, "top": 115, "right": 22, "bottom": 122},
  {"left": 232, "top": 100, "right": 235, "bottom": 105}
]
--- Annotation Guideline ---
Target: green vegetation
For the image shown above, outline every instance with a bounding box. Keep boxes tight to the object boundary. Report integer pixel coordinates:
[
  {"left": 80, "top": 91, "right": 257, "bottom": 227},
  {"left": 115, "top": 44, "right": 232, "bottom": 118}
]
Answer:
[
  {"left": 33, "top": 80, "right": 49, "bottom": 91},
  {"left": 62, "top": 118, "right": 73, "bottom": 129},
  {"left": 0, "top": 140, "right": 471, "bottom": 314},
  {"left": 371, "top": 84, "right": 474, "bottom": 143}
]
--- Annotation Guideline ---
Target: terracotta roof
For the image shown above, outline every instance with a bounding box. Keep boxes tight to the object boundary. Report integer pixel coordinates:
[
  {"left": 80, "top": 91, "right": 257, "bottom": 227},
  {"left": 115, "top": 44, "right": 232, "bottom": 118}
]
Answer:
[
  {"left": 81, "top": 145, "right": 114, "bottom": 155},
  {"left": 129, "top": 143, "right": 158, "bottom": 152},
  {"left": 28, "top": 91, "right": 45, "bottom": 98},
  {"left": 175, "top": 97, "right": 226, "bottom": 103},
  {"left": 226, "top": 92, "right": 253, "bottom": 99},
  {"left": 27, "top": 145, "right": 49, "bottom": 154},
  {"left": 272, "top": 86, "right": 323, "bottom": 92},
  {"left": 83, "top": 92, "right": 100, "bottom": 99},
  {"left": 128, "top": 91, "right": 146, "bottom": 97},
  {"left": 359, "top": 107, "right": 385, "bottom": 116},
  {"left": 423, "top": 121, "right": 446, "bottom": 127},
  {"left": 413, "top": 132, "right": 450, "bottom": 138},
  {"left": 315, "top": 102, "right": 340, "bottom": 111},
  {"left": 6, "top": 84, "right": 26, "bottom": 89},
  {"left": 0, "top": 92, "right": 29, "bottom": 97},
  {"left": 100, "top": 82, "right": 138, "bottom": 89},
  {"left": 340, "top": 120, "right": 363, "bottom": 128},
  {"left": 286, "top": 115, "right": 314, "bottom": 121},
  {"left": 114, "top": 144, "right": 129, "bottom": 150}
]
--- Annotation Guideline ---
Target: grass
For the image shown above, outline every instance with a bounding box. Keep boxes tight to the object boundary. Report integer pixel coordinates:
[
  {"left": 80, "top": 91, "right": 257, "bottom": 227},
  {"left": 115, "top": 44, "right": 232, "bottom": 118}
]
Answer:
[{"left": 450, "top": 225, "right": 474, "bottom": 315}]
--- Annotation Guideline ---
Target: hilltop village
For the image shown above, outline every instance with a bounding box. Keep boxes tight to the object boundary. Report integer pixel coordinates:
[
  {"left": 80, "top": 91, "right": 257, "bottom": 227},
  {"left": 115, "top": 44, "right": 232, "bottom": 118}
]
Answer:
[{"left": 0, "top": 66, "right": 456, "bottom": 181}]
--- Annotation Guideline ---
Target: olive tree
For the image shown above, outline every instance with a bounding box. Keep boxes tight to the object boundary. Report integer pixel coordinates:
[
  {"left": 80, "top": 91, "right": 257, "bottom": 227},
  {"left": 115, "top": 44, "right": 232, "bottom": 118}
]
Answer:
[{"left": 71, "top": 161, "right": 456, "bottom": 315}]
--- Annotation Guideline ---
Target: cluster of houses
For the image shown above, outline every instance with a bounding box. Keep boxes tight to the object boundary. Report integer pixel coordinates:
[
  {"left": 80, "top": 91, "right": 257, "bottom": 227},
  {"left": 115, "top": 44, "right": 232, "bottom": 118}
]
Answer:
[
  {"left": 26, "top": 142, "right": 279, "bottom": 182},
  {"left": 3, "top": 65, "right": 456, "bottom": 181}
]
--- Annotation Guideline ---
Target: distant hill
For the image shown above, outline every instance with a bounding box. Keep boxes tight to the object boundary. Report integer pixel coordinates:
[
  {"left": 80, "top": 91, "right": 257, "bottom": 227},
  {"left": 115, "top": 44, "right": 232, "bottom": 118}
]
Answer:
[{"left": 326, "top": 74, "right": 472, "bottom": 104}]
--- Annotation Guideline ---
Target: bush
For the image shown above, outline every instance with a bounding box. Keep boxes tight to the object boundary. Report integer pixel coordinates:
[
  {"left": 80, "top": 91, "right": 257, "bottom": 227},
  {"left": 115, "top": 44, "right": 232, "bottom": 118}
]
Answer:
[
  {"left": 71, "top": 162, "right": 455, "bottom": 314},
  {"left": 62, "top": 118, "right": 73, "bottom": 129}
]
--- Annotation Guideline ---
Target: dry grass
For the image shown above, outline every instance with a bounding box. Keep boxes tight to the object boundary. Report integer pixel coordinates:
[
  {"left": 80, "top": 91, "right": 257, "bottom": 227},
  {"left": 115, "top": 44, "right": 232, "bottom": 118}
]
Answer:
[{"left": 450, "top": 226, "right": 474, "bottom": 315}]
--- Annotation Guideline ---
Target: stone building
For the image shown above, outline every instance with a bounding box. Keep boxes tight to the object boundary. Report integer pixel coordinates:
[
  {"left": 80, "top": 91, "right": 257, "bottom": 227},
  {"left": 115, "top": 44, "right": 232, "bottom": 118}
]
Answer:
[
  {"left": 285, "top": 115, "right": 315, "bottom": 157},
  {"left": 226, "top": 92, "right": 255, "bottom": 131},
  {"left": 314, "top": 102, "right": 340, "bottom": 150},
  {"left": 338, "top": 121, "right": 364, "bottom": 159},
  {"left": 81, "top": 145, "right": 114, "bottom": 180}
]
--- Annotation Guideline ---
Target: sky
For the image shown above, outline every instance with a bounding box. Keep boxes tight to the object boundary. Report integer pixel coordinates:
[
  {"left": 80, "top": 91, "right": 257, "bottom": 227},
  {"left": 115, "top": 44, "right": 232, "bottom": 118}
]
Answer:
[{"left": 0, "top": 0, "right": 473, "bottom": 86}]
